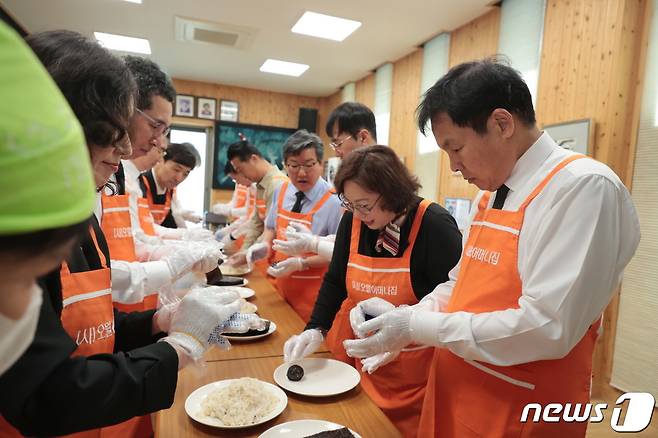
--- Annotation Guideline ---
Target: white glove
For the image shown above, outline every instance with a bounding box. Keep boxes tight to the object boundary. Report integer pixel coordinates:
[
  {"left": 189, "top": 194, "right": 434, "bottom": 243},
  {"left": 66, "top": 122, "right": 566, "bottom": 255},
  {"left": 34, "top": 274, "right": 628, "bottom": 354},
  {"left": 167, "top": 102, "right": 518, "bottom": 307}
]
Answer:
[
  {"left": 230, "top": 205, "right": 249, "bottom": 218},
  {"left": 214, "top": 216, "right": 248, "bottom": 241},
  {"left": 343, "top": 304, "right": 414, "bottom": 358},
  {"left": 163, "top": 288, "right": 241, "bottom": 361},
  {"left": 266, "top": 257, "right": 305, "bottom": 278},
  {"left": 349, "top": 297, "right": 396, "bottom": 337},
  {"left": 283, "top": 329, "right": 324, "bottom": 363},
  {"left": 212, "top": 203, "right": 232, "bottom": 216},
  {"left": 164, "top": 244, "right": 221, "bottom": 278},
  {"left": 182, "top": 228, "right": 214, "bottom": 241},
  {"left": 272, "top": 224, "right": 319, "bottom": 256},
  {"left": 182, "top": 210, "right": 203, "bottom": 223},
  {"left": 134, "top": 230, "right": 164, "bottom": 246},
  {"left": 153, "top": 300, "right": 180, "bottom": 333},
  {"left": 360, "top": 350, "right": 401, "bottom": 374},
  {"left": 246, "top": 241, "right": 270, "bottom": 266}
]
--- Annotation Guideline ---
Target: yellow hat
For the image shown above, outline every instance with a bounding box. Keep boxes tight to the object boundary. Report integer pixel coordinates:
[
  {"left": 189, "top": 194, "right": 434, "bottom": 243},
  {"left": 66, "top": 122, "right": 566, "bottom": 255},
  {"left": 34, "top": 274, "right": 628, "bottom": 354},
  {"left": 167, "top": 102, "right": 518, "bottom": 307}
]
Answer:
[{"left": 0, "top": 23, "right": 96, "bottom": 234}]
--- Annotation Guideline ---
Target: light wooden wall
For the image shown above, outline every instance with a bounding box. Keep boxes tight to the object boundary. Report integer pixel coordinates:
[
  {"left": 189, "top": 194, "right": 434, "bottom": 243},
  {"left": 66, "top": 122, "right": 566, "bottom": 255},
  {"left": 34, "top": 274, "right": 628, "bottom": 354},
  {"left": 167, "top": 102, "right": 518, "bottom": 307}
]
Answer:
[
  {"left": 355, "top": 74, "right": 376, "bottom": 110},
  {"left": 436, "top": 7, "right": 502, "bottom": 205},
  {"left": 172, "top": 78, "right": 323, "bottom": 205},
  {"left": 536, "top": 0, "right": 648, "bottom": 391},
  {"left": 389, "top": 49, "right": 424, "bottom": 168},
  {"left": 317, "top": 90, "right": 343, "bottom": 155}
]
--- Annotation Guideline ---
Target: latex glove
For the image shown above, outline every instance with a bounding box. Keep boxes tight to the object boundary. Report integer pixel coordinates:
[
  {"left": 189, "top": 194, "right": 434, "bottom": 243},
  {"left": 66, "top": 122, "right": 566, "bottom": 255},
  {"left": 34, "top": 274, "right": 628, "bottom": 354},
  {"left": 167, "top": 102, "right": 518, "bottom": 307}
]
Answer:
[
  {"left": 272, "top": 225, "right": 318, "bottom": 256},
  {"left": 283, "top": 329, "right": 324, "bottom": 363},
  {"left": 212, "top": 202, "right": 232, "bottom": 216},
  {"left": 360, "top": 350, "right": 401, "bottom": 374},
  {"left": 349, "top": 297, "right": 396, "bottom": 337},
  {"left": 246, "top": 241, "right": 269, "bottom": 266},
  {"left": 164, "top": 245, "right": 221, "bottom": 278},
  {"left": 153, "top": 300, "right": 180, "bottom": 333},
  {"left": 191, "top": 242, "right": 223, "bottom": 273},
  {"left": 343, "top": 305, "right": 414, "bottom": 358},
  {"left": 163, "top": 288, "right": 241, "bottom": 361},
  {"left": 182, "top": 210, "right": 203, "bottom": 223},
  {"left": 182, "top": 228, "right": 214, "bottom": 241},
  {"left": 231, "top": 205, "right": 248, "bottom": 218},
  {"left": 266, "top": 257, "right": 305, "bottom": 278},
  {"left": 227, "top": 251, "right": 247, "bottom": 267},
  {"left": 134, "top": 230, "right": 164, "bottom": 246},
  {"left": 214, "top": 216, "right": 248, "bottom": 241}
]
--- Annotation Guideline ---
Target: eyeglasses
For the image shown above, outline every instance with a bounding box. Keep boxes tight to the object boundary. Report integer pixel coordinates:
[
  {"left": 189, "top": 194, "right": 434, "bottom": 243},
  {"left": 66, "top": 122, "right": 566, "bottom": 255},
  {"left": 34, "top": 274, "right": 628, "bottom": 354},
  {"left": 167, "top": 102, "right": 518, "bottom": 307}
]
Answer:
[
  {"left": 286, "top": 161, "right": 318, "bottom": 172},
  {"left": 330, "top": 134, "right": 353, "bottom": 151},
  {"left": 338, "top": 193, "right": 382, "bottom": 216},
  {"left": 136, "top": 108, "right": 171, "bottom": 137}
]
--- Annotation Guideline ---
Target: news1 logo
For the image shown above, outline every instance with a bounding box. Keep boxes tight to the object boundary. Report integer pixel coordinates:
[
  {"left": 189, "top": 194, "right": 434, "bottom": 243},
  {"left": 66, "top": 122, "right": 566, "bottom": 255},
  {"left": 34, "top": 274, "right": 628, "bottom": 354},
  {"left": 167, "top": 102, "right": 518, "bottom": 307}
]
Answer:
[{"left": 520, "top": 392, "right": 655, "bottom": 432}]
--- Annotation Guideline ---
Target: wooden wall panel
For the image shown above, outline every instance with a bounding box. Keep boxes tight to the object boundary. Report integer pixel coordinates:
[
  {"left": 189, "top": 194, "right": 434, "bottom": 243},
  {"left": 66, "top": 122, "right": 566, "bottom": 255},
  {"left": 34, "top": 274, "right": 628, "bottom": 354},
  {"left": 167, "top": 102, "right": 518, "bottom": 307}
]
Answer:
[
  {"left": 317, "top": 90, "right": 343, "bottom": 157},
  {"left": 389, "top": 49, "right": 424, "bottom": 168},
  {"left": 172, "top": 78, "right": 322, "bottom": 203},
  {"left": 355, "top": 73, "right": 376, "bottom": 110},
  {"left": 436, "top": 8, "right": 502, "bottom": 206},
  {"left": 172, "top": 78, "right": 321, "bottom": 129},
  {"left": 536, "top": 0, "right": 647, "bottom": 392}
]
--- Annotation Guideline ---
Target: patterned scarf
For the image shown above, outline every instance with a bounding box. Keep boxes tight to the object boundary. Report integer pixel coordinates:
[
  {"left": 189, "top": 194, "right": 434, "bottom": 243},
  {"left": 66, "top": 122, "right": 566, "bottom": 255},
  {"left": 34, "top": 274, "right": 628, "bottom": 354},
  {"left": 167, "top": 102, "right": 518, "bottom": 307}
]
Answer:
[{"left": 375, "top": 214, "right": 406, "bottom": 256}]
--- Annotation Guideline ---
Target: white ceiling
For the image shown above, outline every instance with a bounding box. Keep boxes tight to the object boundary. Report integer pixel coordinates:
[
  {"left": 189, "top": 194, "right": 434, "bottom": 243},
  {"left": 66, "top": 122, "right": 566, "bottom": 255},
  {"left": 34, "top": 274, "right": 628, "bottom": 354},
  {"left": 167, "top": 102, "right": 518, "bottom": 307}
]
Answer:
[{"left": 3, "top": 0, "right": 493, "bottom": 97}]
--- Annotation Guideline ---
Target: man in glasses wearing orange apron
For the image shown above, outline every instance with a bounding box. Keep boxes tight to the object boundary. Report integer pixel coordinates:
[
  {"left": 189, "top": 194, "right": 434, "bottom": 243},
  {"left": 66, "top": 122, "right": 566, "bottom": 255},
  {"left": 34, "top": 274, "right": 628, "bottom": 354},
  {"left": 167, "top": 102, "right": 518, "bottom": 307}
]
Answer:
[
  {"left": 345, "top": 59, "right": 640, "bottom": 437},
  {"left": 262, "top": 130, "right": 343, "bottom": 320}
]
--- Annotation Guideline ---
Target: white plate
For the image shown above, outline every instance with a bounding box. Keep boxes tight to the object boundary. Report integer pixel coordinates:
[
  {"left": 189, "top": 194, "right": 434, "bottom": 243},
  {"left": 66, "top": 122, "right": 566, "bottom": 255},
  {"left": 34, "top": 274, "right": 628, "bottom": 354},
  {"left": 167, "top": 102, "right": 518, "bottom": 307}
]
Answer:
[
  {"left": 273, "top": 358, "right": 361, "bottom": 397},
  {"left": 221, "top": 264, "right": 251, "bottom": 276},
  {"left": 240, "top": 300, "right": 258, "bottom": 313},
  {"left": 259, "top": 419, "right": 362, "bottom": 438},
  {"left": 224, "top": 321, "right": 277, "bottom": 341},
  {"left": 209, "top": 286, "right": 255, "bottom": 299},
  {"left": 185, "top": 378, "right": 287, "bottom": 429}
]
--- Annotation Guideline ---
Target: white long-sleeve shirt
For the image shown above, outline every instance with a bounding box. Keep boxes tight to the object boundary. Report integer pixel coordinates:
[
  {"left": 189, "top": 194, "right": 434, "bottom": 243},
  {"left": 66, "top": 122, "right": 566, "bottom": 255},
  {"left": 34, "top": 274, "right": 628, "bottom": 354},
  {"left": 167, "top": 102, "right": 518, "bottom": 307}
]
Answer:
[
  {"left": 411, "top": 132, "right": 640, "bottom": 366},
  {"left": 94, "top": 191, "right": 173, "bottom": 305}
]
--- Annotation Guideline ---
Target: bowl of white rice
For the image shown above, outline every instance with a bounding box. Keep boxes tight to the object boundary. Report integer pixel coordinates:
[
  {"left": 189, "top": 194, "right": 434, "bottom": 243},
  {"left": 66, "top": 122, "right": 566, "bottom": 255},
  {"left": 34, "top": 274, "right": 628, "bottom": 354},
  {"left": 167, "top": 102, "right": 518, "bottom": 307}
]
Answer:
[{"left": 185, "top": 377, "right": 287, "bottom": 428}]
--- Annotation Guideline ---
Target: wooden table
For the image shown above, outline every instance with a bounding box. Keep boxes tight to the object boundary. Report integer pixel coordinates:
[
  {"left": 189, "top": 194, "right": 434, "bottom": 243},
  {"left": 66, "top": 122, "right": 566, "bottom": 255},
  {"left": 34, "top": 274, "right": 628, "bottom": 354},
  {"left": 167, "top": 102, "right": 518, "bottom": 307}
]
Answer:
[
  {"left": 204, "top": 271, "right": 329, "bottom": 361},
  {"left": 155, "top": 271, "right": 401, "bottom": 437},
  {"left": 155, "top": 354, "right": 401, "bottom": 438}
]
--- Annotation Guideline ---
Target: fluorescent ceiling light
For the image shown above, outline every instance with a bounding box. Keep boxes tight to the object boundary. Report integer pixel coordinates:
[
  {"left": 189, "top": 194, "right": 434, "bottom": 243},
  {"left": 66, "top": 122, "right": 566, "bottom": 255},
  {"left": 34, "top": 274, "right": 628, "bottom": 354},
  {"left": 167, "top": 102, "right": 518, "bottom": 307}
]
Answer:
[
  {"left": 260, "top": 59, "right": 309, "bottom": 77},
  {"left": 94, "top": 32, "right": 151, "bottom": 54},
  {"left": 291, "top": 11, "right": 361, "bottom": 42},
  {"left": 122, "top": 0, "right": 142, "bottom": 3}
]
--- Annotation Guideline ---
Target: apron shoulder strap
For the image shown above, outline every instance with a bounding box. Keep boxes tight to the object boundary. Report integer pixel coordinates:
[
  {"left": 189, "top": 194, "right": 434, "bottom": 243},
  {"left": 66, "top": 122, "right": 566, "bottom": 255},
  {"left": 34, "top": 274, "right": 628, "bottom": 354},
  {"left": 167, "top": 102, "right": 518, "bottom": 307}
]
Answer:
[
  {"left": 519, "top": 155, "right": 587, "bottom": 210},
  {"left": 406, "top": 199, "right": 432, "bottom": 246},
  {"left": 277, "top": 181, "right": 289, "bottom": 210}
]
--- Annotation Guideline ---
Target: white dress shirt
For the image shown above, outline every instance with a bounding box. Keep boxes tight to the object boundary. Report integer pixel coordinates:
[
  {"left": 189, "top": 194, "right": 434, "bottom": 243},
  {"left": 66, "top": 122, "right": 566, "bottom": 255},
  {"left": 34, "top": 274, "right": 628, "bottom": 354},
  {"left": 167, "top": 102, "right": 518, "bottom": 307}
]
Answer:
[{"left": 411, "top": 132, "right": 641, "bottom": 366}]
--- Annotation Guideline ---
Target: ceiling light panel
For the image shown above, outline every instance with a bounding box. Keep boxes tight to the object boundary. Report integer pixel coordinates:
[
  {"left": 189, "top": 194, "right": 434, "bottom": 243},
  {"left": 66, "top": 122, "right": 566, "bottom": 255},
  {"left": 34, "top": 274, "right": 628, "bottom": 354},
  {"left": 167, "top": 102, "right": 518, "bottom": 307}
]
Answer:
[
  {"left": 291, "top": 11, "right": 361, "bottom": 42},
  {"left": 94, "top": 32, "right": 151, "bottom": 54},
  {"left": 260, "top": 59, "right": 309, "bottom": 77}
]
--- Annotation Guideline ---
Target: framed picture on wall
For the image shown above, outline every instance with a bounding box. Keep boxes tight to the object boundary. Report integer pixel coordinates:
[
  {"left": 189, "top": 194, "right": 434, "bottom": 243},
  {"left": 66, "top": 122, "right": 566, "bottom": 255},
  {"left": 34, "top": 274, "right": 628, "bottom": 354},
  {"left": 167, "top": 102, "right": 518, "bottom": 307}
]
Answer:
[
  {"left": 220, "top": 99, "right": 239, "bottom": 122},
  {"left": 197, "top": 97, "right": 217, "bottom": 120},
  {"left": 543, "top": 119, "right": 594, "bottom": 156},
  {"left": 175, "top": 95, "right": 194, "bottom": 117}
]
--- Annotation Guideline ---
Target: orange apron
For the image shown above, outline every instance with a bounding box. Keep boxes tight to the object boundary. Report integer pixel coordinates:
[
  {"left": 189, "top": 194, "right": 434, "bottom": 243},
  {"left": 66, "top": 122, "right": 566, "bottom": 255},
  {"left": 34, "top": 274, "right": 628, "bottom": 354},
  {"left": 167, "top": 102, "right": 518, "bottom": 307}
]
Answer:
[
  {"left": 271, "top": 181, "right": 334, "bottom": 321},
  {"left": 252, "top": 175, "right": 288, "bottom": 277},
  {"left": 231, "top": 184, "right": 256, "bottom": 251},
  {"left": 100, "top": 194, "right": 158, "bottom": 312},
  {"left": 140, "top": 175, "right": 173, "bottom": 225},
  {"left": 326, "top": 200, "right": 434, "bottom": 438},
  {"left": 418, "top": 155, "right": 599, "bottom": 438},
  {"left": 0, "top": 225, "right": 148, "bottom": 438}
]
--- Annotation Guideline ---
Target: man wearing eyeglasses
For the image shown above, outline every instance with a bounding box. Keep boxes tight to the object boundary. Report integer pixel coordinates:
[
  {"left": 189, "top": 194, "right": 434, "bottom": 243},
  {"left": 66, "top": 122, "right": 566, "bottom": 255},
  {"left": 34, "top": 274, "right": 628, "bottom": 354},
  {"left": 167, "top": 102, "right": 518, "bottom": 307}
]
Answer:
[
  {"left": 256, "top": 130, "right": 342, "bottom": 321},
  {"left": 327, "top": 102, "right": 378, "bottom": 159}
]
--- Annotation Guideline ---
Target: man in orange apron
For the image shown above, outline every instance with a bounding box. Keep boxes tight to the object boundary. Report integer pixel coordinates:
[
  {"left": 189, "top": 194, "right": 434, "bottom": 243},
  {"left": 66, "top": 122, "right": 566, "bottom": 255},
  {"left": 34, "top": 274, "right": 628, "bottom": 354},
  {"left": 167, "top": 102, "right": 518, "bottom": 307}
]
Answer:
[
  {"left": 224, "top": 139, "right": 288, "bottom": 274},
  {"left": 282, "top": 146, "right": 462, "bottom": 437},
  {"left": 261, "top": 130, "right": 343, "bottom": 321},
  {"left": 344, "top": 59, "right": 640, "bottom": 437},
  {"left": 215, "top": 162, "right": 258, "bottom": 254}
]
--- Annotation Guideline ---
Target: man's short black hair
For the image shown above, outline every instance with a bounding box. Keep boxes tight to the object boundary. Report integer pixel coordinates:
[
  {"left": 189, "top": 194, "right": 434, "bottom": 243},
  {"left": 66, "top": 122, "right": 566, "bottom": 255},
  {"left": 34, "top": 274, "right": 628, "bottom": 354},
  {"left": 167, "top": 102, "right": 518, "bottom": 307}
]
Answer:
[
  {"left": 325, "top": 102, "right": 377, "bottom": 140},
  {"left": 283, "top": 129, "right": 324, "bottom": 162},
  {"left": 164, "top": 142, "right": 198, "bottom": 169},
  {"left": 124, "top": 55, "right": 176, "bottom": 110},
  {"left": 224, "top": 160, "right": 236, "bottom": 175},
  {"left": 227, "top": 140, "right": 262, "bottom": 162},
  {"left": 417, "top": 56, "right": 536, "bottom": 135}
]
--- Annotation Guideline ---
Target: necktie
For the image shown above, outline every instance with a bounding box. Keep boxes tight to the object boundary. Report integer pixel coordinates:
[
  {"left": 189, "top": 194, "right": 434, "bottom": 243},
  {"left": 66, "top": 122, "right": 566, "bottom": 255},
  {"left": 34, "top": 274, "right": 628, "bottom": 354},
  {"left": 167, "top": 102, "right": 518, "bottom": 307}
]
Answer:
[
  {"left": 291, "top": 191, "right": 305, "bottom": 213},
  {"left": 492, "top": 184, "right": 510, "bottom": 210}
]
